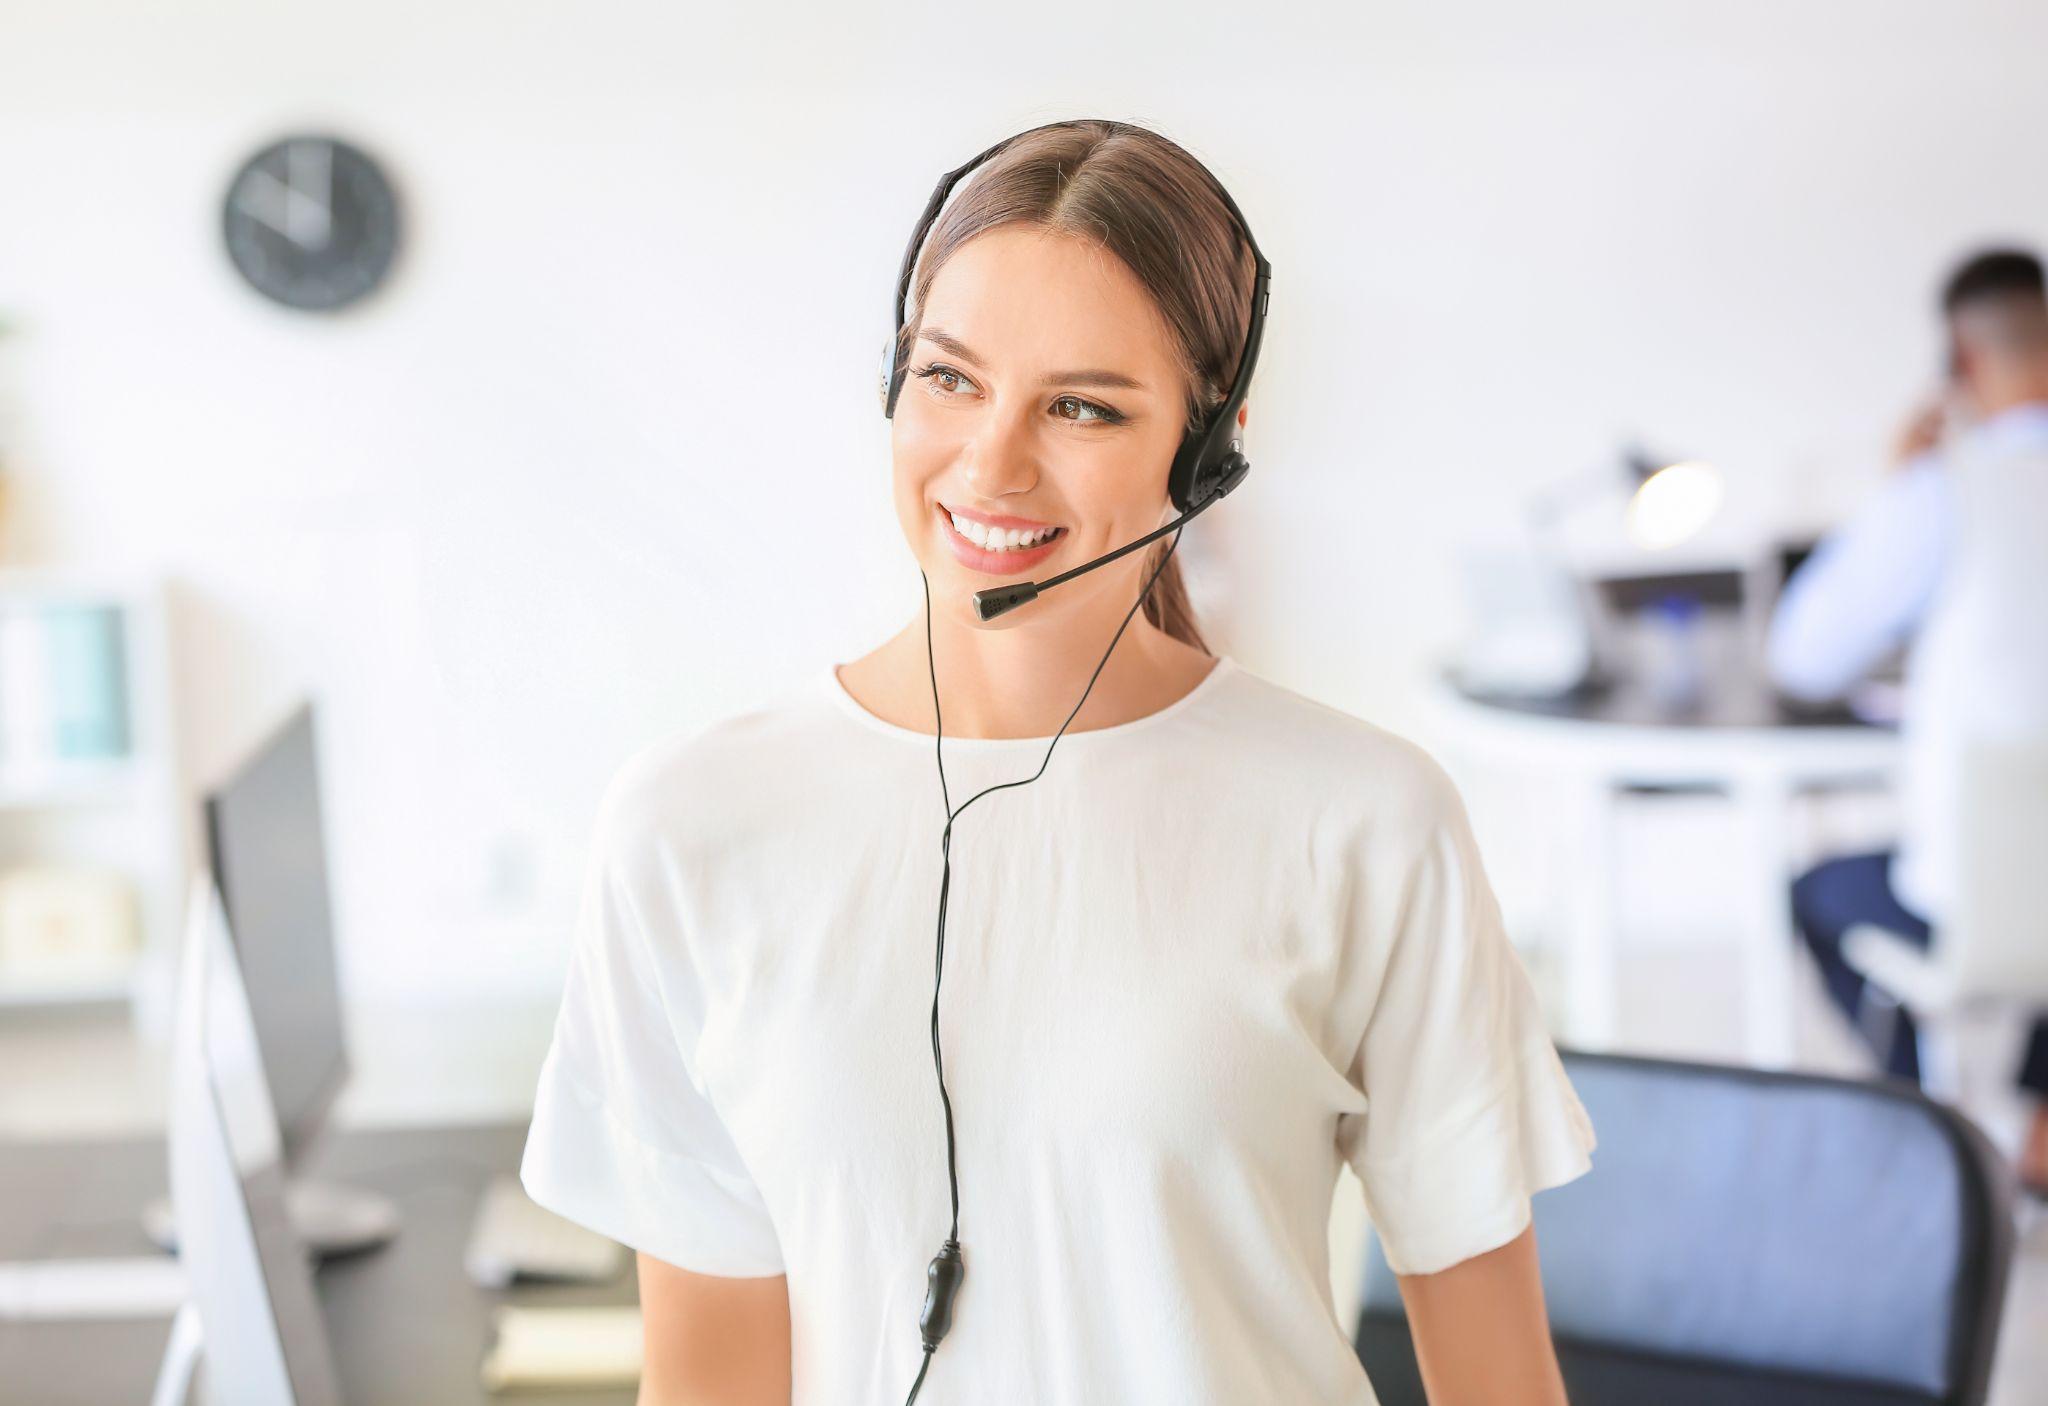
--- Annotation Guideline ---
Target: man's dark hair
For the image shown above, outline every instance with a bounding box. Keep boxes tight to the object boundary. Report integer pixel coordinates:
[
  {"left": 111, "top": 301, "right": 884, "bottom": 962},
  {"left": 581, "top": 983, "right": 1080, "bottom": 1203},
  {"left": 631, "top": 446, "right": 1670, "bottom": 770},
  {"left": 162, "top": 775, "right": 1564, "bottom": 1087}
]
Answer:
[{"left": 1941, "top": 247, "right": 2045, "bottom": 316}]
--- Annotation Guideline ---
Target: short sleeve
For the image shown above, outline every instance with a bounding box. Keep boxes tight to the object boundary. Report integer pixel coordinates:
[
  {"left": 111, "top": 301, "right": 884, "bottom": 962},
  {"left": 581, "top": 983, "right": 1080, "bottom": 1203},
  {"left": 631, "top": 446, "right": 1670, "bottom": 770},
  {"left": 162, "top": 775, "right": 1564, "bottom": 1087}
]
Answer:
[
  {"left": 1335, "top": 751, "right": 1596, "bottom": 1277},
  {"left": 518, "top": 763, "right": 786, "bottom": 1276}
]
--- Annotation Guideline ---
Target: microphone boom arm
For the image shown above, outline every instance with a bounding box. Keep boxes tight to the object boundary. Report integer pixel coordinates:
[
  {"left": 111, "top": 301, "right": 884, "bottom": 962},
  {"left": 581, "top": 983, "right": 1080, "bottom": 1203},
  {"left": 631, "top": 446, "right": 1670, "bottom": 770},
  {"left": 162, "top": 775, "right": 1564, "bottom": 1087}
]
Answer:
[{"left": 971, "top": 454, "right": 1248, "bottom": 622}]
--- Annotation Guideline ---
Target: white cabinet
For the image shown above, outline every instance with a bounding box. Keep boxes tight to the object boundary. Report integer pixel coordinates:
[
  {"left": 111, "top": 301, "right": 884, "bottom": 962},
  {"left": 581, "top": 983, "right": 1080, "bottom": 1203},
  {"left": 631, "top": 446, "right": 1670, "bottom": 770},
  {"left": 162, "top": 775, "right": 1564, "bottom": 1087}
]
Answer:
[{"left": 0, "top": 567, "right": 194, "bottom": 1043}]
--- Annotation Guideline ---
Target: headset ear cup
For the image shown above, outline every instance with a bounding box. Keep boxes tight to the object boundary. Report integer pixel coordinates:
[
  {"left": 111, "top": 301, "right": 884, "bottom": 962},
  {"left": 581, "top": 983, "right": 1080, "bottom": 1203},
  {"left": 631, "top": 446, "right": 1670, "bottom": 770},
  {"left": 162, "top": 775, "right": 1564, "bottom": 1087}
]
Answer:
[
  {"left": 1181, "top": 448, "right": 1248, "bottom": 513},
  {"left": 1204, "top": 451, "right": 1251, "bottom": 505},
  {"left": 878, "top": 336, "right": 896, "bottom": 416},
  {"left": 1167, "top": 433, "right": 1201, "bottom": 513}
]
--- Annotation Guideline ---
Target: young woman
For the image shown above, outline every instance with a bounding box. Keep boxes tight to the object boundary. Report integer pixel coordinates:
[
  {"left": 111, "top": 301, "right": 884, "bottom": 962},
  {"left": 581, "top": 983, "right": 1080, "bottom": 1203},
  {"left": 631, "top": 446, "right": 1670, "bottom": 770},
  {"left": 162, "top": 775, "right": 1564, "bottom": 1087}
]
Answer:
[{"left": 520, "top": 118, "right": 1596, "bottom": 1406}]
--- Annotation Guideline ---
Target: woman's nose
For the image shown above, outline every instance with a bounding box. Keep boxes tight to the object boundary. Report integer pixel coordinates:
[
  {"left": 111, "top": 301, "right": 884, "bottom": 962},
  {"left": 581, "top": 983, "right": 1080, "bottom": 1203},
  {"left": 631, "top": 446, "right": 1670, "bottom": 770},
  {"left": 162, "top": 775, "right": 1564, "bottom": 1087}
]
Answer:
[{"left": 961, "top": 403, "right": 1041, "bottom": 497}]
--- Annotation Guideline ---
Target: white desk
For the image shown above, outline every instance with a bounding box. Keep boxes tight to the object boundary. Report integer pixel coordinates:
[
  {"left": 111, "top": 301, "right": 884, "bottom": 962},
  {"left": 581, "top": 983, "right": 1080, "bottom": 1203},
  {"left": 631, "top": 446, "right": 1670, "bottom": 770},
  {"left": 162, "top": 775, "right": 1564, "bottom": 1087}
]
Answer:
[
  {"left": 1416, "top": 664, "right": 1900, "bottom": 1067},
  {"left": 0, "top": 996, "right": 562, "bottom": 1140}
]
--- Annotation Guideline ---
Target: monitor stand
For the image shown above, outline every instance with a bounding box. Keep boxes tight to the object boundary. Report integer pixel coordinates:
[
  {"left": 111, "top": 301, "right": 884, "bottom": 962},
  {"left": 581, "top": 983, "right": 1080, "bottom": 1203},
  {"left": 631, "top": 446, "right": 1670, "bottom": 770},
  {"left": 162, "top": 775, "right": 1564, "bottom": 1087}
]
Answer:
[
  {"left": 142, "top": 1179, "right": 400, "bottom": 1259},
  {"left": 148, "top": 1300, "right": 202, "bottom": 1406}
]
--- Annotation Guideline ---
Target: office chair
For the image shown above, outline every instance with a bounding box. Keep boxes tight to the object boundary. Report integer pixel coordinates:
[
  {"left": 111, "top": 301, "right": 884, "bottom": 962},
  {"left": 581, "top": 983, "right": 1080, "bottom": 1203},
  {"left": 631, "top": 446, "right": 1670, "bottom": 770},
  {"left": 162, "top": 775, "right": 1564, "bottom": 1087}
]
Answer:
[
  {"left": 1842, "top": 738, "right": 2048, "bottom": 1103},
  {"left": 1353, "top": 1050, "right": 2015, "bottom": 1406}
]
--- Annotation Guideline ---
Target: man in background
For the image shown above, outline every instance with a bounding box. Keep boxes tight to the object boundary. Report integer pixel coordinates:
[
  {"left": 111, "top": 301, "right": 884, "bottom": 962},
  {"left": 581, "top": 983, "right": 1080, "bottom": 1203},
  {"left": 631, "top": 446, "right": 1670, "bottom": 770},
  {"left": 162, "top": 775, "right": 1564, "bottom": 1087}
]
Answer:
[{"left": 1769, "top": 247, "right": 2048, "bottom": 1197}]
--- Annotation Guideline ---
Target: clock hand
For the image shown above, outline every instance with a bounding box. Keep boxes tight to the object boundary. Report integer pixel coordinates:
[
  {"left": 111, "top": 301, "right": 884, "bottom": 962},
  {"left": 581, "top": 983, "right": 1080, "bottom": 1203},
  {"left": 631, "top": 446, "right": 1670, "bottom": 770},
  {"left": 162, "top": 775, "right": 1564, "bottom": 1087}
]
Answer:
[
  {"left": 285, "top": 142, "right": 334, "bottom": 250},
  {"left": 234, "top": 170, "right": 299, "bottom": 246}
]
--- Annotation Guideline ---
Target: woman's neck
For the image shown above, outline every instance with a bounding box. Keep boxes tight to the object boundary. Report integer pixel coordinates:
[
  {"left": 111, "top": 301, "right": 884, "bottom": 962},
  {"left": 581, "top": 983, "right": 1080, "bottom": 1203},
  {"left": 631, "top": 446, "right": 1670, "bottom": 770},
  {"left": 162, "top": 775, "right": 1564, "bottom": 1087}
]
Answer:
[{"left": 837, "top": 617, "right": 1218, "bottom": 740}]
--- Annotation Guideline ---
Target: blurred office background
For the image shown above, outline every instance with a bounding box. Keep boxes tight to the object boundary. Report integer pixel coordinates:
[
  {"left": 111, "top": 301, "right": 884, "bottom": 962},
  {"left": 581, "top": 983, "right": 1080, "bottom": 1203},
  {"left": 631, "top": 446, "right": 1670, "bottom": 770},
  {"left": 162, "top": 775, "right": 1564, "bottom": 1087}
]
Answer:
[{"left": 1, "top": 1, "right": 2045, "bottom": 1402}]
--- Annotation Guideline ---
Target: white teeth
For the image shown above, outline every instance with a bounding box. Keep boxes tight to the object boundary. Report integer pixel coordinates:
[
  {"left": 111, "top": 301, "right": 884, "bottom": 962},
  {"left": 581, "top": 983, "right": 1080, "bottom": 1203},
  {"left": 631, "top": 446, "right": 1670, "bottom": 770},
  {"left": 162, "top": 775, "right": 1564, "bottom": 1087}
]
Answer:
[{"left": 948, "top": 512, "right": 1058, "bottom": 551}]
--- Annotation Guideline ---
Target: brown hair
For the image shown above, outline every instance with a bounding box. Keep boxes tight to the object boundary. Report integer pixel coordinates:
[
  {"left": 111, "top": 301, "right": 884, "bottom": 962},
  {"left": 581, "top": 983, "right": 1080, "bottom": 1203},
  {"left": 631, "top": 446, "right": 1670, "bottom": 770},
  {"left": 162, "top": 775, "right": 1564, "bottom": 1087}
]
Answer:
[{"left": 896, "top": 119, "right": 1260, "bottom": 654}]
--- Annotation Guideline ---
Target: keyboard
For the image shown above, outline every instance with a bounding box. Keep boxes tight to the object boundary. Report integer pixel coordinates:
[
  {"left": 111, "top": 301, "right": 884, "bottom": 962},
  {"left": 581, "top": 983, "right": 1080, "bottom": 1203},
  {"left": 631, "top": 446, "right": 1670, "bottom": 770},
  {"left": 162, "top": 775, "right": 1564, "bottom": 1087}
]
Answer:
[{"left": 464, "top": 1175, "right": 624, "bottom": 1289}]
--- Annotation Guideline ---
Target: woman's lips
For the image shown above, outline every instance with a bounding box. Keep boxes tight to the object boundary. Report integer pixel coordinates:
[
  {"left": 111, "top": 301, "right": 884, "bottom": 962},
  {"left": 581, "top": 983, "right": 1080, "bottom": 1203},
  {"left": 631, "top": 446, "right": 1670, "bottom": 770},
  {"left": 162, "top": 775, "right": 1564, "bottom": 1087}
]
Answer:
[{"left": 935, "top": 504, "right": 1066, "bottom": 576}]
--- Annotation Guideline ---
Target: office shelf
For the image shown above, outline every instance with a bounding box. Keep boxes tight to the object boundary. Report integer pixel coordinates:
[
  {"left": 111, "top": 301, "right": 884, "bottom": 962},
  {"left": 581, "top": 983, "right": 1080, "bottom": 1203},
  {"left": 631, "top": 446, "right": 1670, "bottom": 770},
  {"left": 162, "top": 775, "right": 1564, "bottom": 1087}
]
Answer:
[
  {"left": 0, "top": 757, "right": 138, "bottom": 809},
  {"left": 0, "top": 566, "right": 194, "bottom": 1038},
  {"left": 0, "top": 967, "right": 133, "bottom": 1009}
]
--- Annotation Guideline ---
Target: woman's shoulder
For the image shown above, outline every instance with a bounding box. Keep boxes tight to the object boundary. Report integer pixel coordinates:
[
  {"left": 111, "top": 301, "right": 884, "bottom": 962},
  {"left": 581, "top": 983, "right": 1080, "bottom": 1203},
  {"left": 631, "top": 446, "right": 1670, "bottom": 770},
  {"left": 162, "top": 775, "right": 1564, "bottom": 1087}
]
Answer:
[
  {"left": 1219, "top": 663, "right": 1466, "bottom": 834},
  {"left": 590, "top": 677, "right": 836, "bottom": 849}
]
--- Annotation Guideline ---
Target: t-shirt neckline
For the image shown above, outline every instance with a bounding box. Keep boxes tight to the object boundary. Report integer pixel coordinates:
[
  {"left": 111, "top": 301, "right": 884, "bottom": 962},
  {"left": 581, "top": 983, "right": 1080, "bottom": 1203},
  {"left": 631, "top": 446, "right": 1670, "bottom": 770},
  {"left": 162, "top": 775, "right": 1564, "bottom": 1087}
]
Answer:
[{"left": 823, "top": 653, "right": 1237, "bottom": 749}]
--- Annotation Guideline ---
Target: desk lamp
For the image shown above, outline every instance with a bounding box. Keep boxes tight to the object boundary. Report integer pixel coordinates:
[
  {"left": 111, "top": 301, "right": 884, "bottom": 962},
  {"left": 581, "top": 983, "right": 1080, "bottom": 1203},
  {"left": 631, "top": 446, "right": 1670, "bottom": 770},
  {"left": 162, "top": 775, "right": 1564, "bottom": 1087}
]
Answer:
[{"left": 1453, "top": 445, "right": 1725, "bottom": 697}]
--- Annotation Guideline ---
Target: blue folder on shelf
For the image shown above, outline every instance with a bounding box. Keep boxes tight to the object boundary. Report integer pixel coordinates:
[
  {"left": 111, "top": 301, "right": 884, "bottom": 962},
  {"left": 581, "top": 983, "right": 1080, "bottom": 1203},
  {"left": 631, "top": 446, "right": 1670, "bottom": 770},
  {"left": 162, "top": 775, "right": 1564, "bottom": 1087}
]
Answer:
[{"left": 0, "top": 602, "right": 131, "bottom": 766}]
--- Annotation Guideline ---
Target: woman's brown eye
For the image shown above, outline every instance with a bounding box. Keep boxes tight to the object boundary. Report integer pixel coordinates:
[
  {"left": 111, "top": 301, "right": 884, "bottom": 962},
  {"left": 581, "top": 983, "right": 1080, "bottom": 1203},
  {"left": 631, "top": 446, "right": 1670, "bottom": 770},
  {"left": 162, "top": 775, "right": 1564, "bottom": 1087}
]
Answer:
[
  {"left": 911, "top": 364, "right": 969, "bottom": 396},
  {"left": 1055, "top": 395, "right": 1121, "bottom": 425}
]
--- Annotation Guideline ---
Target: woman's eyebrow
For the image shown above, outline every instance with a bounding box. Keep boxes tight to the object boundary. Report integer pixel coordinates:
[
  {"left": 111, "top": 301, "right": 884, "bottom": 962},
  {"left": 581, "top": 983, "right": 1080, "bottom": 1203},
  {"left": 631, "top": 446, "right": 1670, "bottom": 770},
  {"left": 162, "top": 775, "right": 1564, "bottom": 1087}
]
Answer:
[{"left": 918, "top": 326, "right": 1147, "bottom": 391}]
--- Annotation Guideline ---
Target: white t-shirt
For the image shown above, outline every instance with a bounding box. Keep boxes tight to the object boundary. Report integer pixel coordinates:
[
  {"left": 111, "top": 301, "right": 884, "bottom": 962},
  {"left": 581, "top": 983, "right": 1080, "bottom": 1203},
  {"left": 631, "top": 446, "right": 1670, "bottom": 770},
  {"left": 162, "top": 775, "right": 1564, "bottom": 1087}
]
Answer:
[{"left": 519, "top": 652, "right": 1596, "bottom": 1404}]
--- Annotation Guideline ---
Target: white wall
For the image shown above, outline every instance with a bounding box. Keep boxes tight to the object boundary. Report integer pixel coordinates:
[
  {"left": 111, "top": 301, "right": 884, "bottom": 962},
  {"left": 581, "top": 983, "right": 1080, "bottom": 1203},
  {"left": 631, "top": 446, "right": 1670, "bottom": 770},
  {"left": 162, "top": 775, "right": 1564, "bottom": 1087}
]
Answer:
[{"left": 1, "top": 1, "right": 2044, "bottom": 1006}]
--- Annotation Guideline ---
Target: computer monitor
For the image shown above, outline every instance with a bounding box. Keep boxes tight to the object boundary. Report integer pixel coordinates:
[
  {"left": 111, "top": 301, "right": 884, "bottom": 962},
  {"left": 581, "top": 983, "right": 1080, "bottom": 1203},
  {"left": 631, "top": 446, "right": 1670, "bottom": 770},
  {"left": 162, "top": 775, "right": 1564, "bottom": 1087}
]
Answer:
[
  {"left": 203, "top": 701, "right": 348, "bottom": 1161},
  {"left": 144, "top": 700, "right": 398, "bottom": 1258},
  {"left": 152, "top": 873, "right": 343, "bottom": 1406},
  {"left": 1778, "top": 537, "right": 1819, "bottom": 591}
]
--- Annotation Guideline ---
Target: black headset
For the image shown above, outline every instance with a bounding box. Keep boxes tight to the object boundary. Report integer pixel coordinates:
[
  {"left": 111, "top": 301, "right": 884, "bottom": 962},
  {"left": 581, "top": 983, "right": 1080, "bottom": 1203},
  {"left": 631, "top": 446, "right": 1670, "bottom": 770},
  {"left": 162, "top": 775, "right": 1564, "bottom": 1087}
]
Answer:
[
  {"left": 879, "top": 120, "right": 1271, "bottom": 1403},
  {"left": 882, "top": 119, "right": 1271, "bottom": 614}
]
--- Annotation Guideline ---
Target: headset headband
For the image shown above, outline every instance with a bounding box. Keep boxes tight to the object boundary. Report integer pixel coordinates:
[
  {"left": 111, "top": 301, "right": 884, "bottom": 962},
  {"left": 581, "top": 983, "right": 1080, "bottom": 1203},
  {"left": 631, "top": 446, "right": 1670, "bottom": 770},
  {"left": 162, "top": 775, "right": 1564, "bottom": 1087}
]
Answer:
[{"left": 881, "top": 120, "right": 1272, "bottom": 514}]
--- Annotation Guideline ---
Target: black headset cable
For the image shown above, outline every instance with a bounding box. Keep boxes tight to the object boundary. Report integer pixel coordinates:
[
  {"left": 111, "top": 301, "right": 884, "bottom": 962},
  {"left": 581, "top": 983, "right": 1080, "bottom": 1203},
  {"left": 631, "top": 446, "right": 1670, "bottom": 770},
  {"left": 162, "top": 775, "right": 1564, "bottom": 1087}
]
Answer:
[{"left": 901, "top": 517, "right": 1190, "bottom": 1404}]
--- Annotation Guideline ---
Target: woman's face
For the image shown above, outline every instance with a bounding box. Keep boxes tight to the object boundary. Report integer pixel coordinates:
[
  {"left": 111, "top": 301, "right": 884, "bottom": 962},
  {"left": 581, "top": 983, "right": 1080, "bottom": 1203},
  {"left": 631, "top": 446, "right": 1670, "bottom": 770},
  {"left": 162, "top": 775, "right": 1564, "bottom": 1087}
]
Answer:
[{"left": 891, "top": 224, "right": 1194, "bottom": 630}]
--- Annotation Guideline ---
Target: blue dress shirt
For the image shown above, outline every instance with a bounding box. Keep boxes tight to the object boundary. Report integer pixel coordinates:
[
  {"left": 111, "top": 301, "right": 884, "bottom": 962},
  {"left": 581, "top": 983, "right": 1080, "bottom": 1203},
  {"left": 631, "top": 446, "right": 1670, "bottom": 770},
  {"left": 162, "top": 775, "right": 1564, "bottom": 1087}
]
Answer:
[{"left": 1768, "top": 403, "right": 2048, "bottom": 703}]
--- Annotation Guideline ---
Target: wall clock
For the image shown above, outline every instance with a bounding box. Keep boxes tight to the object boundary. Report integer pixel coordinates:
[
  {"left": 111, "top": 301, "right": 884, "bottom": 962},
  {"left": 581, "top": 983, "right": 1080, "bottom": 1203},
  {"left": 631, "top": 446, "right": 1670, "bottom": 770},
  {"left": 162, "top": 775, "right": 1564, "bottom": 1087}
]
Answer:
[{"left": 222, "top": 135, "right": 400, "bottom": 311}]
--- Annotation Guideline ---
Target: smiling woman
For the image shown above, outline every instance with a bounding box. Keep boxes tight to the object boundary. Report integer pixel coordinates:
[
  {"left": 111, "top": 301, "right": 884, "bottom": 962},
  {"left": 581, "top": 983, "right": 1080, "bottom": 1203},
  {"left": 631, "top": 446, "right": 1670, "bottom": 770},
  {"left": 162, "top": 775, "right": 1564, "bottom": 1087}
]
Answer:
[
  {"left": 884, "top": 125, "right": 1260, "bottom": 656},
  {"left": 520, "top": 116, "right": 1593, "bottom": 1406}
]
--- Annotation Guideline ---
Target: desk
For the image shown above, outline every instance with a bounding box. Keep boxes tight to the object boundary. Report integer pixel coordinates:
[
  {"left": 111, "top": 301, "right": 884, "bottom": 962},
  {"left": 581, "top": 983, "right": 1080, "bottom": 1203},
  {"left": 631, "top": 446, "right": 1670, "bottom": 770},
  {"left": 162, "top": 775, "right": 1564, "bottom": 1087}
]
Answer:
[
  {"left": 0, "top": 1120, "right": 637, "bottom": 1406},
  {"left": 1417, "top": 662, "right": 1900, "bottom": 1067}
]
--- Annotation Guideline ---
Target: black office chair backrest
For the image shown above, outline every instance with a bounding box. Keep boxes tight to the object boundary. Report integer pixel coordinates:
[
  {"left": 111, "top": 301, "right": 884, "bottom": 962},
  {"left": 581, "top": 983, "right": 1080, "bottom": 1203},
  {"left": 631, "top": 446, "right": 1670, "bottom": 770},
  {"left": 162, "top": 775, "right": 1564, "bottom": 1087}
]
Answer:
[{"left": 1354, "top": 1051, "right": 2014, "bottom": 1406}]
